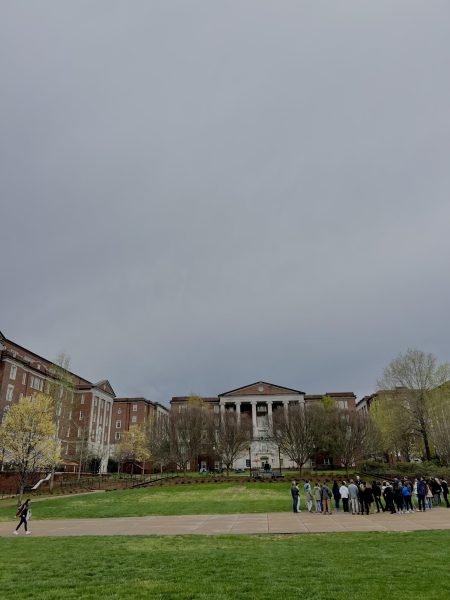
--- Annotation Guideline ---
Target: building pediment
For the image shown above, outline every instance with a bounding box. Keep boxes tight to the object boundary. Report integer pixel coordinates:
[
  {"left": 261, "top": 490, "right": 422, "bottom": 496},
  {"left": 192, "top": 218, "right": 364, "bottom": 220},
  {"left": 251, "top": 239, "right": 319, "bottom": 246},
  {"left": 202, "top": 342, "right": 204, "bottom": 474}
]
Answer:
[
  {"left": 93, "top": 379, "right": 116, "bottom": 397},
  {"left": 219, "top": 381, "right": 304, "bottom": 397}
]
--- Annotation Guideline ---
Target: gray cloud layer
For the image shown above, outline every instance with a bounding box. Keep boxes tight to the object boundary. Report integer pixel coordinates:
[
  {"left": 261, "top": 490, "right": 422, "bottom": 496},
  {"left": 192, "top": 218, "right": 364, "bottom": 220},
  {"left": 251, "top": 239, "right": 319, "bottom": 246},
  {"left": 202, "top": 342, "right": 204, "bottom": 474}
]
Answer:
[{"left": 1, "top": 1, "right": 450, "bottom": 403}]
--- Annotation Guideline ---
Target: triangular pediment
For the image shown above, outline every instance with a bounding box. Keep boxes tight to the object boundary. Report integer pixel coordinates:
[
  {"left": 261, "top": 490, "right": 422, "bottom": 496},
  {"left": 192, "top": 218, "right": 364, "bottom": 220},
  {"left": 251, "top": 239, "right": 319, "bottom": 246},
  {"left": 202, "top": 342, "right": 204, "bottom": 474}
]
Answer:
[
  {"left": 94, "top": 379, "right": 116, "bottom": 397},
  {"left": 219, "top": 381, "right": 304, "bottom": 397}
]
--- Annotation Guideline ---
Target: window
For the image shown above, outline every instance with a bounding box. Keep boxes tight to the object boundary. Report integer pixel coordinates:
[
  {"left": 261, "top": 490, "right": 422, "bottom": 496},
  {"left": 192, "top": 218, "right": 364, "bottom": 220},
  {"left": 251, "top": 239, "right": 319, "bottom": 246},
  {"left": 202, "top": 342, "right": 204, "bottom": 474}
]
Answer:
[
  {"left": 337, "top": 400, "right": 348, "bottom": 410},
  {"left": 245, "top": 459, "right": 251, "bottom": 467},
  {"left": 6, "top": 385, "right": 14, "bottom": 402},
  {"left": 79, "top": 411, "right": 84, "bottom": 420},
  {"left": 10, "top": 365, "right": 17, "bottom": 380},
  {"left": 94, "top": 397, "right": 98, "bottom": 407},
  {"left": 115, "top": 432, "right": 121, "bottom": 441},
  {"left": 131, "top": 416, "right": 137, "bottom": 423},
  {"left": 132, "top": 404, "right": 138, "bottom": 412},
  {"left": 22, "top": 372, "right": 27, "bottom": 385},
  {"left": 30, "top": 376, "right": 43, "bottom": 391},
  {"left": 77, "top": 428, "right": 82, "bottom": 439},
  {"left": 116, "top": 420, "right": 121, "bottom": 429},
  {"left": 80, "top": 394, "right": 85, "bottom": 405}
]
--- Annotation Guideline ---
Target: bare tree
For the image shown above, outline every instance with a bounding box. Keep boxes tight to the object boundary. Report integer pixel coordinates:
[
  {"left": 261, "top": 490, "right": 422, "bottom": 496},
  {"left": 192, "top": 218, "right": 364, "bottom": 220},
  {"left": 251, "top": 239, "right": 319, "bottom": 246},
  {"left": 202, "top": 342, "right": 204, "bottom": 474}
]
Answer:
[
  {"left": 146, "top": 413, "right": 171, "bottom": 473},
  {"left": 328, "top": 409, "right": 369, "bottom": 476},
  {"left": 377, "top": 349, "right": 450, "bottom": 460},
  {"left": 214, "top": 411, "right": 252, "bottom": 476},
  {"left": 169, "top": 400, "right": 210, "bottom": 473},
  {"left": 47, "top": 352, "right": 76, "bottom": 490},
  {"left": 429, "top": 385, "right": 450, "bottom": 466},
  {"left": 271, "top": 403, "right": 317, "bottom": 475}
]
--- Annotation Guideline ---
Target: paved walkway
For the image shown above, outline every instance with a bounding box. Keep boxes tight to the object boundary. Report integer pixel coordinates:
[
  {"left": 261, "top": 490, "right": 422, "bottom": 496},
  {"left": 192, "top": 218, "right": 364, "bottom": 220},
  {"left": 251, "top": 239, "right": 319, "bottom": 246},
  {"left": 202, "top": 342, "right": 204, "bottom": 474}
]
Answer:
[{"left": 2, "top": 508, "right": 450, "bottom": 537}]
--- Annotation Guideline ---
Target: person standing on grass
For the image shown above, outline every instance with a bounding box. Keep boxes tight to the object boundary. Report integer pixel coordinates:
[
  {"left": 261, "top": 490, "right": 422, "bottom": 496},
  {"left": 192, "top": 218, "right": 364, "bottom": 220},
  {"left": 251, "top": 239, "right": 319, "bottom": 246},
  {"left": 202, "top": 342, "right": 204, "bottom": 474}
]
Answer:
[
  {"left": 440, "top": 478, "right": 449, "bottom": 508},
  {"left": 14, "top": 499, "right": 31, "bottom": 535},
  {"left": 291, "top": 480, "right": 300, "bottom": 513},
  {"left": 339, "top": 481, "right": 349, "bottom": 513}
]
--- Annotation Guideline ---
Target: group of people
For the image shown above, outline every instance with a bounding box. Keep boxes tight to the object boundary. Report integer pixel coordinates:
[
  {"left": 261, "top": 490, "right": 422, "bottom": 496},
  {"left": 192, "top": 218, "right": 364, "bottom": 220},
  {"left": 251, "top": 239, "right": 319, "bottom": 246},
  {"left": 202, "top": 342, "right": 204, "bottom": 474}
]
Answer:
[{"left": 291, "top": 476, "right": 450, "bottom": 515}]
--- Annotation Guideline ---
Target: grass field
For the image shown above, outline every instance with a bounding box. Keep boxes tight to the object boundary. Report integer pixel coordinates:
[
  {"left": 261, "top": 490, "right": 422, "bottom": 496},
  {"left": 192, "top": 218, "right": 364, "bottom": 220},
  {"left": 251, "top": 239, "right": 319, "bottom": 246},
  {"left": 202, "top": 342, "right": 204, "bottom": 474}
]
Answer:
[
  {"left": 0, "top": 531, "right": 449, "bottom": 599},
  {"left": 0, "top": 482, "right": 294, "bottom": 521}
]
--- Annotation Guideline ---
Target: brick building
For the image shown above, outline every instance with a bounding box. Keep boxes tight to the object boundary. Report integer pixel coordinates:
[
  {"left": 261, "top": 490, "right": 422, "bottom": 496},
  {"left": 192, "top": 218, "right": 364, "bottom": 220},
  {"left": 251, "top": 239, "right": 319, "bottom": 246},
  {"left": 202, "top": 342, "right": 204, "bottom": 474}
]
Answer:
[
  {"left": 110, "top": 397, "right": 168, "bottom": 445},
  {"left": 0, "top": 331, "right": 115, "bottom": 472},
  {"left": 171, "top": 381, "right": 357, "bottom": 471}
]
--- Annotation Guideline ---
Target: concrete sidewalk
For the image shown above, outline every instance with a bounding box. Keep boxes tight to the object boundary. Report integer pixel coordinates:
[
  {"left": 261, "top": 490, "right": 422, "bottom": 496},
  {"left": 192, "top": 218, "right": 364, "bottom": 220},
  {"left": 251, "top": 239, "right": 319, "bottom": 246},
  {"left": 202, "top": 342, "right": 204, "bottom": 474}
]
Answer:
[{"left": 2, "top": 508, "right": 450, "bottom": 537}]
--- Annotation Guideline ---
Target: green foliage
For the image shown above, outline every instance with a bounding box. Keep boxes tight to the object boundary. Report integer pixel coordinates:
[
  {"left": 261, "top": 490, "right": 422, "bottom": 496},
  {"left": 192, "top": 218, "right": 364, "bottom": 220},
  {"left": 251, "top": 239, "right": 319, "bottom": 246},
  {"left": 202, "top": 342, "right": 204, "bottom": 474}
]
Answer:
[{"left": 361, "top": 460, "right": 450, "bottom": 479}]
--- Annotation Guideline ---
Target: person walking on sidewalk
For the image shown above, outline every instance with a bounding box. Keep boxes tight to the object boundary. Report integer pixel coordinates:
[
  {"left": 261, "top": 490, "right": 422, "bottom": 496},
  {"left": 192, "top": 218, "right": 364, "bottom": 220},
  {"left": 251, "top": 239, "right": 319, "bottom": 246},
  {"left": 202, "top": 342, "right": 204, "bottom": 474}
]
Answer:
[{"left": 14, "top": 499, "right": 32, "bottom": 535}]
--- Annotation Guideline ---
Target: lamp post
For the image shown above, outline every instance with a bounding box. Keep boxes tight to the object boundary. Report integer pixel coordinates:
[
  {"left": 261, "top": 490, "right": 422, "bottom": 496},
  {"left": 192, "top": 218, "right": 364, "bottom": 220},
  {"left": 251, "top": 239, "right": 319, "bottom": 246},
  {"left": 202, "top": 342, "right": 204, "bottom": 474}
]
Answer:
[
  {"left": 278, "top": 446, "right": 282, "bottom": 476},
  {"left": 248, "top": 446, "right": 252, "bottom": 477}
]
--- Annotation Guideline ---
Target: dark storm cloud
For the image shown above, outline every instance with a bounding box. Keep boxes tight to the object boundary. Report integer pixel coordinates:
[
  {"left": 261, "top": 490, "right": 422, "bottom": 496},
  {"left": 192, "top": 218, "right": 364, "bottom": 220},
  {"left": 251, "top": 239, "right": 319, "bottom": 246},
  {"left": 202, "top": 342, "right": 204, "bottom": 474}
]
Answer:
[{"left": 1, "top": 1, "right": 450, "bottom": 404}]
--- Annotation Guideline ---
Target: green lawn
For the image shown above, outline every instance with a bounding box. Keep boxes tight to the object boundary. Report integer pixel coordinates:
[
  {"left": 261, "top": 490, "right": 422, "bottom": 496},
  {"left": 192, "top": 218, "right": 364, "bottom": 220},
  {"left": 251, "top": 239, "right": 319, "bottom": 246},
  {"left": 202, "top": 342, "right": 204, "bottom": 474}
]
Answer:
[
  {"left": 0, "top": 482, "right": 294, "bottom": 521},
  {"left": 0, "top": 532, "right": 448, "bottom": 599}
]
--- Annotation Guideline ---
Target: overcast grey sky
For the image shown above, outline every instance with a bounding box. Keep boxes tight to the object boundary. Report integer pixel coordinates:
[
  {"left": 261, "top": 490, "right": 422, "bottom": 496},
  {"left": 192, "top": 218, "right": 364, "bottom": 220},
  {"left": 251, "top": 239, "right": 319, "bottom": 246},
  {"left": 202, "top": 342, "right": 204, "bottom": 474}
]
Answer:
[{"left": 1, "top": 1, "right": 449, "bottom": 405}]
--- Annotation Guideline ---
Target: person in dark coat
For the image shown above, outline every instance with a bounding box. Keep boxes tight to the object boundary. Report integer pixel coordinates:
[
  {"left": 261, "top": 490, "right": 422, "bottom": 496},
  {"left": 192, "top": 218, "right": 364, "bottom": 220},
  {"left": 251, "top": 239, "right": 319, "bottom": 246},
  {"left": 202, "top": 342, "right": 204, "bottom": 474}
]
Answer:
[
  {"left": 372, "top": 481, "right": 384, "bottom": 513},
  {"left": 291, "top": 481, "right": 300, "bottom": 513},
  {"left": 14, "top": 499, "right": 32, "bottom": 535},
  {"left": 383, "top": 482, "right": 396, "bottom": 514},
  {"left": 417, "top": 477, "right": 427, "bottom": 511},
  {"left": 362, "top": 483, "right": 374, "bottom": 515},
  {"left": 332, "top": 480, "right": 341, "bottom": 512}
]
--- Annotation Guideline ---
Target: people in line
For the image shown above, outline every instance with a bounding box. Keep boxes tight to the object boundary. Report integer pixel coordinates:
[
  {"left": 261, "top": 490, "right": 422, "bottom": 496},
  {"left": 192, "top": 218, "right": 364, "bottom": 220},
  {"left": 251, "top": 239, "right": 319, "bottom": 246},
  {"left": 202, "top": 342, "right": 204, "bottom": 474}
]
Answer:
[{"left": 291, "top": 476, "right": 449, "bottom": 516}]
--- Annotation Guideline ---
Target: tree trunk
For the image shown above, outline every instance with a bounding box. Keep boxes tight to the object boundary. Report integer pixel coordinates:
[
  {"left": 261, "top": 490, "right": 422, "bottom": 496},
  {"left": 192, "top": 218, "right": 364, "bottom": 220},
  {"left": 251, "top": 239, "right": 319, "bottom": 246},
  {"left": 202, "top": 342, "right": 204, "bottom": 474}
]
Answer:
[{"left": 422, "top": 428, "right": 432, "bottom": 461}]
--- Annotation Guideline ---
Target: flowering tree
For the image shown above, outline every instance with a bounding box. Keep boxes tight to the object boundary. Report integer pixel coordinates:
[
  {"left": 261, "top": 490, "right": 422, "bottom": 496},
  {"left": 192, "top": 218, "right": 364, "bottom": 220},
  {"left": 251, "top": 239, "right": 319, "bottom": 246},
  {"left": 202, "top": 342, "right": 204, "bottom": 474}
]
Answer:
[{"left": 0, "top": 394, "right": 60, "bottom": 500}]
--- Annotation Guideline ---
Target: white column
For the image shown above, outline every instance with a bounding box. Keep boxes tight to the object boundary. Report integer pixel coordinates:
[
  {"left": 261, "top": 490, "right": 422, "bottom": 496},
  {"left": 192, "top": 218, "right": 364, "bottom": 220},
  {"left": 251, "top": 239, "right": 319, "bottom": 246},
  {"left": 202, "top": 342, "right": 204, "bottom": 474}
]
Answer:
[
  {"left": 267, "top": 401, "right": 273, "bottom": 435},
  {"left": 235, "top": 401, "right": 241, "bottom": 424},
  {"left": 220, "top": 402, "right": 225, "bottom": 416},
  {"left": 251, "top": 401, "right": 257, "bottom": 438},
  {"left": 283, "top": 400, "right": 289, "bottom": 414}
]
